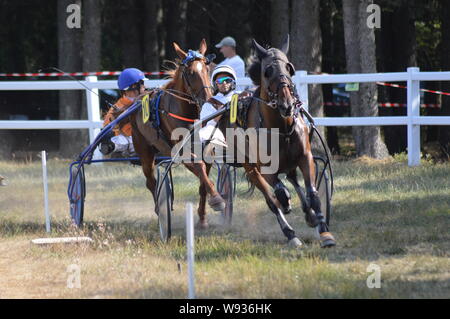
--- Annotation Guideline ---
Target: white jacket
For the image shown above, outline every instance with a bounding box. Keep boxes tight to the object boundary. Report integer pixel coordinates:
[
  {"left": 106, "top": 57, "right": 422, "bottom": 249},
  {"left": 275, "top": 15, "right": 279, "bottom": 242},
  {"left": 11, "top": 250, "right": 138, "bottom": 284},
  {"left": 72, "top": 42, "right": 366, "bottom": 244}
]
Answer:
[{"left": 199, "top": 91, "right": 239, "bottom": 145}]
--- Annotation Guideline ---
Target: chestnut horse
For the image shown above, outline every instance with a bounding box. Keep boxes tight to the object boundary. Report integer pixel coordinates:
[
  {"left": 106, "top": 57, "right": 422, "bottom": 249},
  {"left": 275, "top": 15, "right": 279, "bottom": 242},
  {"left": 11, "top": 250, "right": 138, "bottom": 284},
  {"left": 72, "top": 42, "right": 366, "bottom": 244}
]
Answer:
[
  {"left": 215, "top": 36, "right": 336, "bottom": 248},
  {"left": 131, "top": 39, "right": 225, "bottom": 228}
]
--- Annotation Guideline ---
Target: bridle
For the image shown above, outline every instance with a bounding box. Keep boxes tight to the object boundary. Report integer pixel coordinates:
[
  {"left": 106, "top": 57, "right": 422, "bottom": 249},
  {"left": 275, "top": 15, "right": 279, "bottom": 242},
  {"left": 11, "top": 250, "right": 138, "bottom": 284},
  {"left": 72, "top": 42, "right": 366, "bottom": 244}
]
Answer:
[
  {"left": 263, "top": 58, "right": 301, "bottom": 115},
  {"left": 178, "top": 50, "right": 214, "bottom": 109},
  {"left": 254, "top": 56, "right": 306, "bottom": 138},
  {"left": 144, "top": 50, "right": 214, "bottom": 124}
]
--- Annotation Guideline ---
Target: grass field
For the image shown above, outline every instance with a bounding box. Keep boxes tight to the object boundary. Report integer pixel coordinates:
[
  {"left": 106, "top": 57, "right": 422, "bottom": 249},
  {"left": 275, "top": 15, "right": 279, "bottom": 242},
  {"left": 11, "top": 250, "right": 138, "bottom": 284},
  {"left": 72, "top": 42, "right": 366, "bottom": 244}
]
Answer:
[{"left": 0, "top": 156, "right": 449, "bottom": 298}]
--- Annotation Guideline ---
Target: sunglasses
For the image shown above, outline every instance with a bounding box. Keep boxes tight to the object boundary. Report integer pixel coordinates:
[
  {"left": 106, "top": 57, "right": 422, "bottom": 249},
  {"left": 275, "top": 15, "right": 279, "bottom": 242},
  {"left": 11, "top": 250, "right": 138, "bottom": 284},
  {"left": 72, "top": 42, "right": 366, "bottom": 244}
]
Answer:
[{"left": 215, "top": 77, "right": 234, "bottom": 85}]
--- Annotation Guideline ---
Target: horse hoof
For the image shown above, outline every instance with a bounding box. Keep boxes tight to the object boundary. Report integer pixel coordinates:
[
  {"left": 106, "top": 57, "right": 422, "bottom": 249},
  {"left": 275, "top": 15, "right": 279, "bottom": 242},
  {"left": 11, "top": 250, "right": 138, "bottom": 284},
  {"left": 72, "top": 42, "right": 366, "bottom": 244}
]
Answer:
[
  {"left": 208, "top": 194, "right": 226, "bottom": 212},
  {"left": 220, "top": 215, "right": 232, "bottom": 227},
  {"left": 288, "top": 237, "right": 303, "bottom": 249},
  {"left": 305, "top": 210, "right": 319, "bottom": 228},
  {"left": 0, "top": 175, "right": 7, "bottom": 187},
  {"left": 320, "top": 232, "right": 336, "bottom": 248},
  {"left": 196, "top": 220, "right": 209, "bottom": 230}
]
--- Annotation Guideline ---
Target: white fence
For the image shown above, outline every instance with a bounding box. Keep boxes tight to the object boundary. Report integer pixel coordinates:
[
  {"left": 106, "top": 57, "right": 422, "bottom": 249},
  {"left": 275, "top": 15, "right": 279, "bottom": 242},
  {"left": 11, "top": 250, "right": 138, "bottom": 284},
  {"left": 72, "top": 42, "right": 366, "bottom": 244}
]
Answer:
[{"left": 0, "top": 67, "right": 449, "bottom": 166}]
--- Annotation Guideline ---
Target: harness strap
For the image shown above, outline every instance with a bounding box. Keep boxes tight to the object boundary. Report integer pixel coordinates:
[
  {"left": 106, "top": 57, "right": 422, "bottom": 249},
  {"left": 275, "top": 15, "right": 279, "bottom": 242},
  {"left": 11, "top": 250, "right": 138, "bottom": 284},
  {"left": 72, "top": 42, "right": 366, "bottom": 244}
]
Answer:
[
  {"left": 153, "top": 88, "right": 199, "bottom": 123},
  {"left": 160, "top": 109, "right": 197, "bottom": 123},
  {"left": 153, "top": 90, "right": 163, "bottom": 129}
]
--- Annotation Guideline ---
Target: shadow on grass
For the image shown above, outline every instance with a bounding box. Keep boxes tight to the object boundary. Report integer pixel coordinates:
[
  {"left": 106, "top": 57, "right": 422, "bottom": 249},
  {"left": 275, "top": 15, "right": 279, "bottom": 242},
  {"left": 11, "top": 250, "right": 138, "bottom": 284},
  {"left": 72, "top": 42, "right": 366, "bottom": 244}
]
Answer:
[
  {"left": 0, "top": 220, "right": 48, "bottom": 237},
  {"left": 334, "top": 193, "right": 449, "bottom": 227},
  {"left": 2, "top": 189, "right": 447, "bottom": 266},
  {"left": 88, "top": 272, "right": 450, "bottom": 298},
  {"left": 335, "top": 173, "right": 449, "bottom": 194}
]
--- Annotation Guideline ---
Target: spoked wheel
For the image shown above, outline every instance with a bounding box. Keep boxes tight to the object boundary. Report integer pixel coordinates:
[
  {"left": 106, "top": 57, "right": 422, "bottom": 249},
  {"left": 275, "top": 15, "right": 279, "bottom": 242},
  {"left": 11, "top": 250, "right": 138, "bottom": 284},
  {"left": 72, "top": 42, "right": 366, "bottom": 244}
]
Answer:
[
  {"left": 314, "top": 156, "right": 332, "bottom": 226},
  {"left": 155, "top": 164, "right": 173, "bottom": 242},
  {"left": 69, "top": 165, "right": 86, "bottom": 227},
  {"left": 216, "top": 163, "right": 235, "bottom": 226}
]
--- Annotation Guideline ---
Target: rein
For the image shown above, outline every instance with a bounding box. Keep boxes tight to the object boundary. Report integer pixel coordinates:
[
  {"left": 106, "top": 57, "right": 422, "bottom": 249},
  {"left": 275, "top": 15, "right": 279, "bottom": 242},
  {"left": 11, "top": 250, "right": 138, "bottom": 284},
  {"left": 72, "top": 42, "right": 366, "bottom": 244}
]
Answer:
[{"left": 160, "top": 87, "right": 198, "bottom": 105}]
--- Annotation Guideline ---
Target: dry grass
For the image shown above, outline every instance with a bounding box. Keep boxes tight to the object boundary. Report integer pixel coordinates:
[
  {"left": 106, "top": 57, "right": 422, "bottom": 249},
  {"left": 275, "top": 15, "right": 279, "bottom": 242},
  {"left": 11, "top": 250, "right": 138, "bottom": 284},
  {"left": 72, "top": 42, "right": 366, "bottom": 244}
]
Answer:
[{"left": 0, "top": 157, "right": 449, "bottom": 299}]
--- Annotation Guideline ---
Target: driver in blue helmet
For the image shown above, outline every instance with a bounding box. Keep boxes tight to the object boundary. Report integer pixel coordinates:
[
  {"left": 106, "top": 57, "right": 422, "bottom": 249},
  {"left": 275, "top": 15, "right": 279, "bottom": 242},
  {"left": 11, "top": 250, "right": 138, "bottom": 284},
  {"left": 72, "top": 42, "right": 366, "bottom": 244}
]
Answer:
[{"left": 100, "top": 68, "right": 148, "bottom": 156}]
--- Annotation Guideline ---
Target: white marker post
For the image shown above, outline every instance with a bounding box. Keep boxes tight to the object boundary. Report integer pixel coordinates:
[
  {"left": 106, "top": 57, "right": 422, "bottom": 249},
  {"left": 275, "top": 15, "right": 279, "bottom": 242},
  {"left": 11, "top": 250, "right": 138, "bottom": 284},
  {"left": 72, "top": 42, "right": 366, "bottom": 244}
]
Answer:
[
  {"left": 186, "top": 202, "right": 195, "bottom": 299},
  {"left": 41, "top": 150, "right": 51, "bottom": 233}
]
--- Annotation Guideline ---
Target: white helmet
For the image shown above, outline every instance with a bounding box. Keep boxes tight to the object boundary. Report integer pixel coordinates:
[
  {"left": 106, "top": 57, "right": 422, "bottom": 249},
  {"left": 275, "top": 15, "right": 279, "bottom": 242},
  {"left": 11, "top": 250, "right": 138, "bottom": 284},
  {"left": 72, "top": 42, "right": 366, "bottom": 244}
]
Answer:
[{"left": 211, "top": 65, "right": 237, "bottom": 90}]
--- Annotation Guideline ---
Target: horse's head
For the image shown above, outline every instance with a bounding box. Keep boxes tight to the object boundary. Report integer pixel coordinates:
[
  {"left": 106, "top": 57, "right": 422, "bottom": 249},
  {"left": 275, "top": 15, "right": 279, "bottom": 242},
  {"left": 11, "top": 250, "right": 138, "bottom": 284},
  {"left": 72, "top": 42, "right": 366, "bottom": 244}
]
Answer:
[
  {"left": 251, "top": 35, "right": 297, "bottom": 118},
  {"left": 173, "top": 39, "right": 214, "bottom": 107}
]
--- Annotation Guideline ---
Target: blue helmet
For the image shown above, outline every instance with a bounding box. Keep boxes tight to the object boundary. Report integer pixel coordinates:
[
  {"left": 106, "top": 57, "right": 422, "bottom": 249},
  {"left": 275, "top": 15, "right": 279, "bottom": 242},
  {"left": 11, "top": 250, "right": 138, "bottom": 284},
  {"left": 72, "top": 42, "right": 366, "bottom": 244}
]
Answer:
[{"left": 118, "top": 68, "right": 148, "bottom": 90}]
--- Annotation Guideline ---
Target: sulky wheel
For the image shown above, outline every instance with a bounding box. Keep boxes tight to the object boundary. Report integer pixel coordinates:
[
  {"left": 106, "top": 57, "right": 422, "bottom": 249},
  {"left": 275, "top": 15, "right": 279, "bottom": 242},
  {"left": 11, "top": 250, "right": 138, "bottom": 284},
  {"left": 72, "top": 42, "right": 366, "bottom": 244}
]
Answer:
[
  {"left": 155, "top": 165, "right": 173, "bottom": 242},
  {"left": 216, "top": 163, "right": 235, "bottom": 226},
  {"left": 69, "top": 165, "right": 86, "bottom": 227}
]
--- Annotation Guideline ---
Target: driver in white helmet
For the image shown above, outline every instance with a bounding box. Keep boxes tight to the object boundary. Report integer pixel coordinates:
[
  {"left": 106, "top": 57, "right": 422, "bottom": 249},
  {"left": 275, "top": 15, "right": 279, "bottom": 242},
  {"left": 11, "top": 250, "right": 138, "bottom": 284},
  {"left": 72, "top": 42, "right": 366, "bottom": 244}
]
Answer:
[{"left": 198, "top": 65, "right": 239, "bottom": 148}]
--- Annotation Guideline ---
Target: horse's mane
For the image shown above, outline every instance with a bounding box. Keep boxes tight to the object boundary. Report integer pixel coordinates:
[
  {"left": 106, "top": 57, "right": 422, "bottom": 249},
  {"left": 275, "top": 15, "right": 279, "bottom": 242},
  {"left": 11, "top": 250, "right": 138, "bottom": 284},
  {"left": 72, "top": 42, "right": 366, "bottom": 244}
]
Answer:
[
  {"left": 161, "top": 60, "right": 181, "bottom": 89},
  {"left": 247, "top": 55, "right": 261, "bottom": 86},
  {"left": 247, "top": 48, "right": 285, "bottom": 86}
]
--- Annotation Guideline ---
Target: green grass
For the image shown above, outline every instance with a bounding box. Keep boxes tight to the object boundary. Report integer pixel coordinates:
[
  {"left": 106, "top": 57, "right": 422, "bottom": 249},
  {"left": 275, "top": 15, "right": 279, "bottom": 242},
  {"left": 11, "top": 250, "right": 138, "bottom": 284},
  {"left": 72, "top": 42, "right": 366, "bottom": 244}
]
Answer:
[{"left": 0, "top": 158, "right": 448, "bottom": 298}]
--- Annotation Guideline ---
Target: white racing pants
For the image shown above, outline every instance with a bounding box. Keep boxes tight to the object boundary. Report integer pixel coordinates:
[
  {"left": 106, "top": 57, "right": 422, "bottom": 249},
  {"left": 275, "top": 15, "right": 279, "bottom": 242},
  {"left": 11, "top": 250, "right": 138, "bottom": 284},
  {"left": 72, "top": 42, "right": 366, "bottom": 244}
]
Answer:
[{"left": 111, "top": 135, "right": 135, "bottom": 154}]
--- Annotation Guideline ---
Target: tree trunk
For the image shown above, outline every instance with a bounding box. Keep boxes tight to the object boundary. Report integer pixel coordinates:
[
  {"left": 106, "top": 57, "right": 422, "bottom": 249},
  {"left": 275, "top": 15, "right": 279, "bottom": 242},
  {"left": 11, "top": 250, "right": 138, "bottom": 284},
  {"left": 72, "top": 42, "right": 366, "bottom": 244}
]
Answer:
[
  {"left": 186, "top": 0, "right": 211, "bottom": 50},
  {"left": 164, "top": 0, "right": 188, "bottom": 61},
  {"left": 144, "top": 0, "right": 161, "bottom": 73},
  {"left": 270, "top": 0, "right": 289, "bottom": 48},
  {"left": 58, "top": 0, "right": 83, "bottom": 157},
  {"left": 342, "top": 0, "right": 389, "bottom": 158},
  {"left": 80, "top": 0, "right": 102, "bottom": 147},
  {"left": 380, "top": 0, "right": 417, "bottom": 155},
  {"left": 120, "top": 0, "right": 143, "bottom": 68},
  {"left": 291, "top": 0, "right": 325, "bottom": 154},
  {"left": 321, "top": 0, "right": 341, "bottom": 154},
  {"left": 82, "top": 0, "right": 102, "bottom": 72},
  {"left": 439, "top": 2, "right": 450, "bottom": 160}
]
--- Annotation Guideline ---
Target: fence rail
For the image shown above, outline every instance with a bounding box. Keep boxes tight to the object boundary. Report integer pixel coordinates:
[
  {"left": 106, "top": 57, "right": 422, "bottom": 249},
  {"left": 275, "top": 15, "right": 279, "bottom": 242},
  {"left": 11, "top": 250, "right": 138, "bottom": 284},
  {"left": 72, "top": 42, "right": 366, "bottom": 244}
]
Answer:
[{"left": 0, "top": 68, "right": 449, "bottom": 166}]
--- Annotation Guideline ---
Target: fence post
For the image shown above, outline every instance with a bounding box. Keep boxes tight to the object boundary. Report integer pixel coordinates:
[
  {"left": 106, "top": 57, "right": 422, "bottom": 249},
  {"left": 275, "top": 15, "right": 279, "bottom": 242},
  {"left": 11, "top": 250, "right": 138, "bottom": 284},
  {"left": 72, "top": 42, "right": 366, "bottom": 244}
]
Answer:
[
  {"left": 295, "top": 70, "right": 309, "bottom": 112},
  {"left": 41, "top": 150, "right": 51, "bottom": 233},
  {"left": 186, "top": 202, "right": 196, "bottom": 299},
  {"left": 407, "top": 67, "right": 421, "bottom": 166},
  {"left": 85, "top": 76, "right": 102, "bottom": 160}
]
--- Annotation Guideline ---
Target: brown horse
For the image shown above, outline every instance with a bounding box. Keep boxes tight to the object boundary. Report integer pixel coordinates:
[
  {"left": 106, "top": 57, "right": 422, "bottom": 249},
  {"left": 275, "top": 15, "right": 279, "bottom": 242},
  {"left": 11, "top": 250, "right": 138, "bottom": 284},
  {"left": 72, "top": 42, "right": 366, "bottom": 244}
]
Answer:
[
  {"left": 215, "top": 36, "right": 336, "bottom": 248},
  {"left": 131, "top": 39, "right": 225, "bottom": 228}
]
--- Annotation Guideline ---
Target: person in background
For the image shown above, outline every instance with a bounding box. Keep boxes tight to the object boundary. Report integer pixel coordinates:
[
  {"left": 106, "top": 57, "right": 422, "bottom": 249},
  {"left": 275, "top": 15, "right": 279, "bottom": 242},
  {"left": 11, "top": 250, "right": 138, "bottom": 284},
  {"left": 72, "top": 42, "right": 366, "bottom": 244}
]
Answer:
[{"left": 214, "top": 36, "right": 245, "bottom": 79}]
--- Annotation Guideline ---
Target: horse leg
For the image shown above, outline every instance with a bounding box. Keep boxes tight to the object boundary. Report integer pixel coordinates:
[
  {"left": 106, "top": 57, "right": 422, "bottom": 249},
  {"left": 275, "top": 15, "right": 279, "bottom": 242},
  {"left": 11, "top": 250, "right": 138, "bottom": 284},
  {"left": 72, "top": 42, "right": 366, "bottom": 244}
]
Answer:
[
  {"left": 263, "top": 174, "right": 292, "bottom": 215},
  {"left": 197, "top": 163, "right": 212, "bottom": 229},
  {"left": 244, "top": 164, "right": 302, "bottom": 248},
  {"left": 184, "top": 161, "right": 225, "bottom": 227},
  {"left": 286, "top": 170, "right": 318, "bottom": 226},
  {"left": 297, "top": 152, "right": 336, "bottom": 248},
  {"left": 132, "top": 129, "right": 157, "bottom": 203}
]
